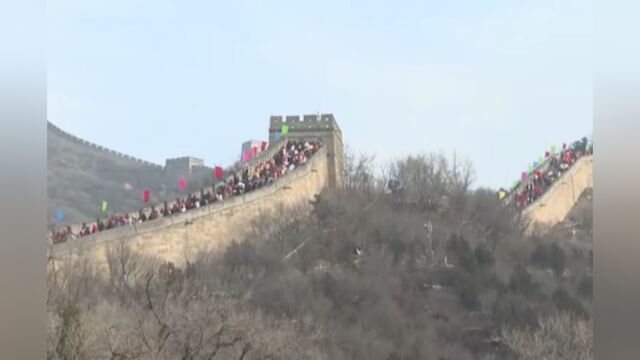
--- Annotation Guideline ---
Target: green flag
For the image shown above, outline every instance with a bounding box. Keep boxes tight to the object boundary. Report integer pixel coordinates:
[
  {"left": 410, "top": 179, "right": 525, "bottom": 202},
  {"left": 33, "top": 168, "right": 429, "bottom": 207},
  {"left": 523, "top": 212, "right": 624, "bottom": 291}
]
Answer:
[
  {"left": 281, "top": 124, "right": 289, "bottom": 135},
  {"left": 101, "top": 201, "right": 108, "bottom": 214},
  {"left": 528, "top": 164, "right": 533, "bottom": 173},
  {"left": 551, "top": 145, "right": 557, "bottom": 154},
  {"left": 539, "top": 156, "right": 544, "bottom": 165},
  {"left": 513, "top": 180, "right": 519, "bottom": 189}
]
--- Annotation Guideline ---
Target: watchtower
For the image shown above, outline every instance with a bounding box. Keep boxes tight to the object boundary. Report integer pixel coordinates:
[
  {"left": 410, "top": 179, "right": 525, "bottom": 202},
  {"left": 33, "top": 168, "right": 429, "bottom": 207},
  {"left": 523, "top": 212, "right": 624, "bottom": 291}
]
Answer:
[
  {"left": 165, "top": 156, "right": 205, "bottom": 175},
  {"left": 268, "top": 113, "right": 344, "bottom": 188}
]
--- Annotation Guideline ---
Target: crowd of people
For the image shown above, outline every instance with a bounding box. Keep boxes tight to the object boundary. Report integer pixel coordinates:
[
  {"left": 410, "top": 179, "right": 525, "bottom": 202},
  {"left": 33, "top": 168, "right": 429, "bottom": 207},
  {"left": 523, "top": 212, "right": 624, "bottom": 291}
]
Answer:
[
  {"left": 509, "top": 140, "right": 593, "bottom": 209},
  {"left": 49, "top": 139, "right": 323, "bottom": 245}
]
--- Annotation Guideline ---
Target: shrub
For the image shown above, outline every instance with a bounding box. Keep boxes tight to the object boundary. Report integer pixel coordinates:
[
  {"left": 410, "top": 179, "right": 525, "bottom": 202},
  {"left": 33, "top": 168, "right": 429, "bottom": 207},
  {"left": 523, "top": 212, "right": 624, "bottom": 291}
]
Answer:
[
  {"left": 501, "top": 313, "right": 592, "bottom": 360},
  {"left": 552, "top": 288, "right": 589, "bottom": 319},
  {"left": 458, "top": 279, "right": 480, "bottom": 310},
  {"left": 509, "top": 265, "right": 538, "bottom": 297},
  {"left": 494, "top": 294, "right": 538, "bottom": 329},
  {"left": 447, "top": 234, "right": 478, "bottom": 275},
  {"left": 474, "top": 242, "right": 495, "bottom": 269},
  {"left": 531, "top": 242, "right": 566, "bottom": 276},
  {"left": 577, "top": 276, "right": 593, "bottom": 301}
]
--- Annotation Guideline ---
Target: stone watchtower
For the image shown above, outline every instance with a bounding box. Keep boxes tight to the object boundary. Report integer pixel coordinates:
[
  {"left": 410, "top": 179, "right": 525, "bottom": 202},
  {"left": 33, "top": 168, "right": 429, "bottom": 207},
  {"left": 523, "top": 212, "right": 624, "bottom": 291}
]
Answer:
[
  {"left": 165, "top": 156, "right": 205, "bottom": 175},
  {"left": 268, "top": 113, "right": 344, "bottom": 188}
]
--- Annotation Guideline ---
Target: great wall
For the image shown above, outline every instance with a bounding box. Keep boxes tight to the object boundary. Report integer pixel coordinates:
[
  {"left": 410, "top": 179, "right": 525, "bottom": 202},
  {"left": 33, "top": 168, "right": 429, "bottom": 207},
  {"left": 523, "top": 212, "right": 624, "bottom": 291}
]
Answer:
[
  {"left": 47, "top": 121, "right": 165, "bottom": 170},
  {"left": 49, "top": 114, "right": 344, "bottom": 267},
  {"left": 49, "top": 114, "right": 591, "bottom": 267},
  {"left": 522, "top": 154, "right": 593, "bottom": 234}
]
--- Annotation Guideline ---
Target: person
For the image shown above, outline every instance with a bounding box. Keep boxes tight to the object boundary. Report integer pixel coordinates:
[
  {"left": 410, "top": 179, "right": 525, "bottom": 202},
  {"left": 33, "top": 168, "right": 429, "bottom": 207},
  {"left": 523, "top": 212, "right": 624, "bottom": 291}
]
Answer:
[
  {"left": 139, "top": 209, "right": 147, "bottom": 222},
  {"left": 47, "top": 139, "right": 326, "bottom": 239},
  {"left": 149, "top": 207, "right": 158, "bottom": 220}
]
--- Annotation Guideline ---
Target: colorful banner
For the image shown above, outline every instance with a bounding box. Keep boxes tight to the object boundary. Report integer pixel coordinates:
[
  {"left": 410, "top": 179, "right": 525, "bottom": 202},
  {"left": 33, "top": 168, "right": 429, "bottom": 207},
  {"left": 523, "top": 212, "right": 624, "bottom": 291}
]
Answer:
[
  {"left": 243, "top": 151, "right": 256, "bottom": 163},
  {"left": 214, "top": 166, "right": 224, "bottom": 180},
  {"left": 143, "top": 188, "right": 151, "bottom": 203},
  {"left": 101, "top": 201, "right": 108, "bottom": 214},
  {"left": 55, "top": 208, "right": 64, "bottom": 223},
  {"left": 178, "top": 177, "right": 188, "bottom": 191}
]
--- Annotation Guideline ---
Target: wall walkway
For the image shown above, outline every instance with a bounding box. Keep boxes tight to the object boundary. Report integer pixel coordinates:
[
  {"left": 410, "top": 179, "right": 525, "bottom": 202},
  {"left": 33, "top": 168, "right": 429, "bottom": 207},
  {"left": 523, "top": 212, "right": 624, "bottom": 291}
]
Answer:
[
  {"left": 522, "top": 155, "right": 593, "bottom": 234},
  {"left": 52, "top": 147, "right": 329, "bottom": 267}
]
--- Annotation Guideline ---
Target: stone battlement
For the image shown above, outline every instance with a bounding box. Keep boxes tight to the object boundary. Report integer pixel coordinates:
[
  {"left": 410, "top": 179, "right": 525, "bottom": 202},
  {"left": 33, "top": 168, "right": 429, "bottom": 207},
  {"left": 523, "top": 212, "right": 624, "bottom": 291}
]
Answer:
[
  {"left": 49, "top": 114, "right": 345, "bottom": 268},
  {"left": 47, "top": 121, "right": 164, "bottom": 170},
  {"left": 268, "top": 113, "right": 344, "bottom": 189},
  {"left": 52, "top": 146, "right": 330, "bottom": 267},
  {"left": 269, "top": 113, "right": 341, "bottom": 132}
]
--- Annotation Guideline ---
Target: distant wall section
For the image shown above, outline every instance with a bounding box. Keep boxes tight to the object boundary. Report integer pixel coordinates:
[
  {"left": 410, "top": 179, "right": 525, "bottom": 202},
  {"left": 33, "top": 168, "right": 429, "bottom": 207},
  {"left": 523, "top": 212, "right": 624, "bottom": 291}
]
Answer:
[{"left": 47, "top": 121, "right": 164, "bottom": 170}]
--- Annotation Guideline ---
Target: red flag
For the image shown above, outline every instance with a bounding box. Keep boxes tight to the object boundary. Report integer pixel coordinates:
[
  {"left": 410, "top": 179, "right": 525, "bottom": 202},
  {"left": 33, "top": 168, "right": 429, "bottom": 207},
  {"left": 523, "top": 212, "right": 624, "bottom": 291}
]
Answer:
[
  {"left": 545, "top": 151, "right": 550, "bottom": 158},
  {"left": 252, "top": 146, "right": 258, "bottom": 156},
  {"left": 214, "top": 166, "right": 224, "bottom": 180},
  {"left": 261, "top": 141, "right": 267, "bottom": 151},
  {"left": 562, "top": 143, "right": 567, "bottom": 150},
  {"left": 178, "top": 177, "right": 188, "bottom": 191},
  {"left": 143, "top": 188, "right": 151, "bottom": 203}
]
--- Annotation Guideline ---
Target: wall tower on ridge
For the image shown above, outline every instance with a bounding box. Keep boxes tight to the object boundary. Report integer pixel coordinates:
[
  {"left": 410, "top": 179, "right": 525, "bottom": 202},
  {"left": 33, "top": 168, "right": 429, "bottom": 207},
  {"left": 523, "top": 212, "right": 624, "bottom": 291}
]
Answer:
[{"left": 268, "top": 113, "right": 344, "bottom": 188}]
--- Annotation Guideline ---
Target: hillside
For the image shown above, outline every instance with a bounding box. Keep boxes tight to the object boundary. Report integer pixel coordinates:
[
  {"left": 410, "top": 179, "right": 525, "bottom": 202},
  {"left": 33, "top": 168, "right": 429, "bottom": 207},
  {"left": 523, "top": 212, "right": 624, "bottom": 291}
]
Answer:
[
  {"left": 48, "top": 150, "right": 593, "bottom": 360},
  {"left": 47, "top": 122, "right": 213, "bottom": 227}
]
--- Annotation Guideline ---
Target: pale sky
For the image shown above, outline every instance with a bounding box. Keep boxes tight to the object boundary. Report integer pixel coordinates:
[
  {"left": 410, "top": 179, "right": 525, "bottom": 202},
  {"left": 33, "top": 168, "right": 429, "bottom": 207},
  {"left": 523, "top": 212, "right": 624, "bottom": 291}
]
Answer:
[{"left": 47, "top": 0, "right": 592, "bottom": 189}]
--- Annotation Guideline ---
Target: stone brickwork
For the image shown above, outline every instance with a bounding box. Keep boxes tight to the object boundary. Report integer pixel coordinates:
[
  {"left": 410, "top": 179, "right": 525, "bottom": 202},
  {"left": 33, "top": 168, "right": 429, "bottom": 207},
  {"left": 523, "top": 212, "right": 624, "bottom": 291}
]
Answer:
[
  {"left": 523, "top": 155, "right": 593, "bottom": 234},
  {"left": 268, "top": 113, "right": 344, "bottom": 188},
  {"left": 47, "top": 121, "right": 164, "bottom": 169},
  {"left": 52, "top": 146, "right": 330, "bottom": 268}
]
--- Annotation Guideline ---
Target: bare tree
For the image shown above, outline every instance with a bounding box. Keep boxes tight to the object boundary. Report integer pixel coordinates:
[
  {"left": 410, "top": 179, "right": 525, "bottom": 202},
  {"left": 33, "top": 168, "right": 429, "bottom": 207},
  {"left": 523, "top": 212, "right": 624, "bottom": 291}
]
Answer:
[
  {"left": 343, "top": 144, "right": 377, "bottom": 195},
  {"left": 501, "top": 313, "right": 593, "bottom": 360},
  {"left": 387, "top": 152, "right": 474, "bottom": 212}
]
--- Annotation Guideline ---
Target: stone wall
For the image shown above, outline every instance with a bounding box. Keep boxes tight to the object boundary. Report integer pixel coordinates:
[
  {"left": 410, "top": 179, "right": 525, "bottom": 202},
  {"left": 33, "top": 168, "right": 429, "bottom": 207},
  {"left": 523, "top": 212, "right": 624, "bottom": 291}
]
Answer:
[
  {"left": 523, "top": 155, "right": 593, "bottom": 234},
  {"left": 52, "top": 146, "right": 329, "bottom": 267},
  {"left": 268, "top": 113, "right": 344, "bottom": 188},
  {"left": 47, "top": 121, "right": 164, "bottom": 170}
]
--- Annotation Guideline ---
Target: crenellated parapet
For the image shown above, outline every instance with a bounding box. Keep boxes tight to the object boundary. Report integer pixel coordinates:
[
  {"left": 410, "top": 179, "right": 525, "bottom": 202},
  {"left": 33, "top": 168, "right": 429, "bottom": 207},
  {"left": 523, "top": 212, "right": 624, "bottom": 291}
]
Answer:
[
  {"left": 51, "top": 145, "right": 331, "bottom": 267},
  {"left": 47, "top": 121, "right": 164, "bottom": 170},
  {"left": 268, "top": 113, "right": 344, "bottom": 188}
]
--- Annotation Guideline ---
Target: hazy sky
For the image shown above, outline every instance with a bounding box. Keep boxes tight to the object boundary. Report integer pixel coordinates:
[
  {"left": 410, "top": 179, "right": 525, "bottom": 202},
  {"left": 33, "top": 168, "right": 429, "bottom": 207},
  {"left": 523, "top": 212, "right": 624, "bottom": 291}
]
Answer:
[{"left": 48, "top": 0, "right": 592, "bottom": 189}]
